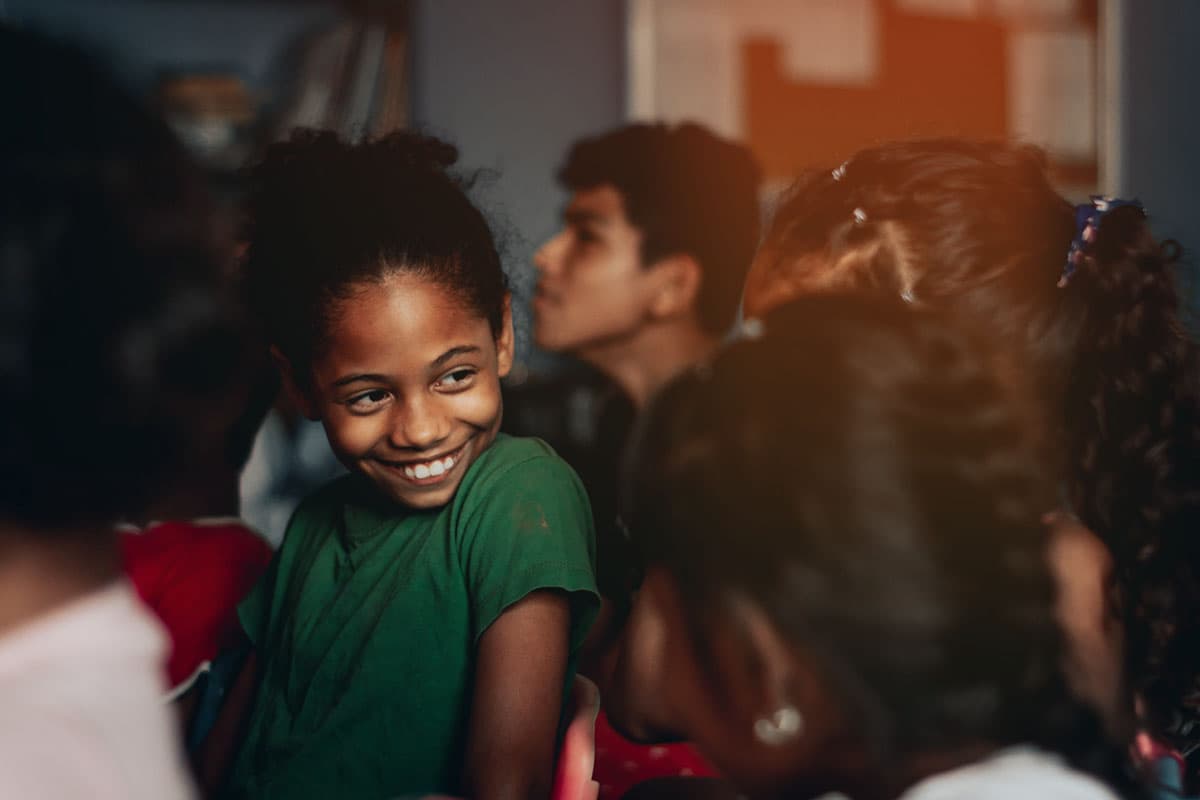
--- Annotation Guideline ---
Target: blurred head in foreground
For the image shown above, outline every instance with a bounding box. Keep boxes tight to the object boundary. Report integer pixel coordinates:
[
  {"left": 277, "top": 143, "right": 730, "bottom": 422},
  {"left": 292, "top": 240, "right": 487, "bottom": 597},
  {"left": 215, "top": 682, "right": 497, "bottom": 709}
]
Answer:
[{"left": 609, "top": 294, "right": 1134, "bottom": 799}]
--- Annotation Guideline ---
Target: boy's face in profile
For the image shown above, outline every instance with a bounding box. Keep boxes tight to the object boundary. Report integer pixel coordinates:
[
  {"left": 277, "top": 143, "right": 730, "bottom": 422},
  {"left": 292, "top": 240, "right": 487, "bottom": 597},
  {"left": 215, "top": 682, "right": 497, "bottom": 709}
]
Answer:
[{"left": 532, "top": 184, "right": 660, "bottom": 356}]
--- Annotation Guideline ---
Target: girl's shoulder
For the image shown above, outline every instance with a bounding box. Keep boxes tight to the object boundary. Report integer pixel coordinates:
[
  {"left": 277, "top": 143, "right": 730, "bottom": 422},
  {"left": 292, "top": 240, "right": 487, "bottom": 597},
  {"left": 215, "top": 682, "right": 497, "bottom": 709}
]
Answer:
[
  {"left": 456, "top": 434, "right": 589, "bottom": 513},
  {"left": 465, "top": 433, "right": 575, "bottom": 484}
]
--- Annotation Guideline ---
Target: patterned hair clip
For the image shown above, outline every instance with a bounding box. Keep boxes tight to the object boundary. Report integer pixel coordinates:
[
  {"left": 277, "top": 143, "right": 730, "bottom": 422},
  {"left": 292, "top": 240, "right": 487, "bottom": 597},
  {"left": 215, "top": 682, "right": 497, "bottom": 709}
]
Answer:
[
  {"left": 1059, "top": 195, "right": 1143, "bottom": 288},
  {"left": 831, "top": 161, "right": 849, "bottom": 182}
]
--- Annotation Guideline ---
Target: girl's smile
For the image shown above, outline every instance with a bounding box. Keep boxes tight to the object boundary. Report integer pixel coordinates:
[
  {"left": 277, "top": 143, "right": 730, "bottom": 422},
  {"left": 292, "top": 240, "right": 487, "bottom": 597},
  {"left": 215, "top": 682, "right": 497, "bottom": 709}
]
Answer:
[
  {"left": 291, "top": 272, "right": 514, "bottom": 510},
  {"left": 373, "top": 440, "right": 469, "bottom": 487}
]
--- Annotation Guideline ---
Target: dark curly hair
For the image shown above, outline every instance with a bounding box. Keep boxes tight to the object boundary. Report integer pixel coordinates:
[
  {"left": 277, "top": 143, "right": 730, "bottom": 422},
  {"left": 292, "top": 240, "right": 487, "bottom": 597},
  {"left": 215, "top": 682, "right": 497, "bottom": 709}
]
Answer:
[
  {"left": 626, "top": 294, "right": 1142, "bottom": 797},
  {"left": 754, "top": 138, "right": 1200, "bottom": 759},
  {"left": 0, "top": 28, "right": 248, "bottom": 527},
  {"left": 558, "top": 122, "right": 762, "bottom": 335},
  {"left": 242, "top": 129, "right": 509, "bottom": 372}
]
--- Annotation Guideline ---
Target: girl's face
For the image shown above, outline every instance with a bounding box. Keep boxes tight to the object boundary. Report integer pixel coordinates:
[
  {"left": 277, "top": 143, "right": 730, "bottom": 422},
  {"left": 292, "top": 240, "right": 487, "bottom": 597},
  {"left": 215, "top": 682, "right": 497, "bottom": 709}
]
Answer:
[{"left": 297, "top": 272, "right": 513, "bottom": 510}]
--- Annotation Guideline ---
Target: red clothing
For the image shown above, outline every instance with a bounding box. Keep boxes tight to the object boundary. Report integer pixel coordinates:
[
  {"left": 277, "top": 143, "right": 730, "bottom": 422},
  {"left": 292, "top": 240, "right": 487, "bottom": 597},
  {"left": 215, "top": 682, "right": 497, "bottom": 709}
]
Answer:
[
  {"left": 120, "top": 519, "right": 272, "bottom": 689},
  {"left": 592, "top": 711, "right": 716, "bottom": 800}
]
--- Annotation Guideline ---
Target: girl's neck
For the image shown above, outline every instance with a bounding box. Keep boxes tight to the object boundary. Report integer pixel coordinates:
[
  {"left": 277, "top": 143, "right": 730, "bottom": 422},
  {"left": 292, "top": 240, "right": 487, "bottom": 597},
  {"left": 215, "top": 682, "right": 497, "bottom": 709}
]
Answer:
[
  {"left": 578, "top": 318, "right": 718, "bottom": 409},
  {"left": 0, "top": 522, "right": 121, "bottom": 638}
]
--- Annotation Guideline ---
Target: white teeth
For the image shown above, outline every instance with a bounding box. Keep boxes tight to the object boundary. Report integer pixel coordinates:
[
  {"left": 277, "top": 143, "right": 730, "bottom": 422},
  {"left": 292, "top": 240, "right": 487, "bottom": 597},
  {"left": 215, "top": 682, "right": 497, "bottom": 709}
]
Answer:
[{"left": 396, "top": 451, "right": 459, "bottom": 481}]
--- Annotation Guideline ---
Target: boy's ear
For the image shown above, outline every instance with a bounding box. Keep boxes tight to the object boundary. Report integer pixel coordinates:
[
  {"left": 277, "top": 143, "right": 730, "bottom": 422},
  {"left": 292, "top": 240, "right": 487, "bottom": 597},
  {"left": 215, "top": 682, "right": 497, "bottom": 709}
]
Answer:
[
  {"left": 495, "top": 294, "right": 515, "bottom": 379},
  {"left": 647, "top": 254, "right": 703, "bottom": 321},
  {"left": 270, "top": 346, "right": 319, "bottom": 421}
]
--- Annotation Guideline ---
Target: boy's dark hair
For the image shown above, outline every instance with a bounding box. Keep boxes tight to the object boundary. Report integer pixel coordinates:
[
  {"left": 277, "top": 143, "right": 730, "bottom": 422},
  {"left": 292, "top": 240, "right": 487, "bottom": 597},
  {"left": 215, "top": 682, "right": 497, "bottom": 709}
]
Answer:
[
  {"left": 242, "top": 129, "right": 509, "bottom": 371},
  {"left": 558, "top": 123, "right": 761, "bottom": 335},
  {"left": 758, "top": 137, "right": 1200, "bottom": 756},
  {"left": 0, "top": 27, "right": 248, "bottom": 527},
  {"left": 628, "top": 294, "right": 1140, "bottom": 796}
]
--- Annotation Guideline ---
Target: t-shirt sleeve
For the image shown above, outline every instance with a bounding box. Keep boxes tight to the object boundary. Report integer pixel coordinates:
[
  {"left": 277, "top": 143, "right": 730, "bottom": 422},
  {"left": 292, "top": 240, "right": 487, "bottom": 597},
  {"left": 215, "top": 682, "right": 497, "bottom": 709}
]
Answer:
[
  {"left": 236, "top": 550, "right": 278, "bottom": 647},
  {"left": 460, "top": 453, "right": 600, "bottom": 648}
]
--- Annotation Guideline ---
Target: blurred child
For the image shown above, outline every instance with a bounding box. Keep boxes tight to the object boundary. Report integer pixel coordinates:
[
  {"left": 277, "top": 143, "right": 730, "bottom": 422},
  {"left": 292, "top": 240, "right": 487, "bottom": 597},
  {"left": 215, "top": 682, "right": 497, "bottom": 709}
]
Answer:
[
  {"left": 119, "top": 364, "right": 277, "bottom": 694},
  {"left": 610, "top": 294, "right": 1138, "bottom": 799},
  {"left": 742, "top": 140, "right": 1200, "bottom": 779},
  {"left": 202, "top": 131, "right": 599, "bottom": 800},
  {"left": 0, "top": 27, "right": 249, "bottom": 799}
]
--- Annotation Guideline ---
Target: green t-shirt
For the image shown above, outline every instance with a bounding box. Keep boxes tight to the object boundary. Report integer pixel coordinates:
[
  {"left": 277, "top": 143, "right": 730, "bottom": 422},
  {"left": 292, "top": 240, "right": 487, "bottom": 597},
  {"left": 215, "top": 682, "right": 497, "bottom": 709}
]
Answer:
[{"left": 226, "top": 434, "right": 599, "bottom": 800}]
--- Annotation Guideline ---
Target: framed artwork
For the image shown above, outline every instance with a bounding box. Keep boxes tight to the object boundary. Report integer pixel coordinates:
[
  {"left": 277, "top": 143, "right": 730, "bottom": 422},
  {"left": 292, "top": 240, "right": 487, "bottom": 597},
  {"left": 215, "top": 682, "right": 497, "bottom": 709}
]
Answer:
[{"left": 627, "top": 0, "right": 1116, "bottom": 196}]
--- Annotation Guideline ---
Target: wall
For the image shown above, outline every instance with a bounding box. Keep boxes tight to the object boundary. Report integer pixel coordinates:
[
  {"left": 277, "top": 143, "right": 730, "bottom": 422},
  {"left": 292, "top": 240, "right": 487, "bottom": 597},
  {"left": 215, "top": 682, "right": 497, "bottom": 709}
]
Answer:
[
  {"left": 3, "top": 0, "right": 628, "bottom": 364},
  {"left": 1116, "top": 0, "right": 1200, "bottom": 304},
  {"left": 409, "top": 0, "right": 626, "bottom": 366}
]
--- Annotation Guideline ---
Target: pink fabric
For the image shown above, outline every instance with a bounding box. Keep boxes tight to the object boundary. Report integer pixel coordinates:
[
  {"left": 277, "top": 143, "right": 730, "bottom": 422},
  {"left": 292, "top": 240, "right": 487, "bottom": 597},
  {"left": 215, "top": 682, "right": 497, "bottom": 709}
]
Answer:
[
  {"left": 553, "top": 676, "right": 601, "bottom": 800},
  {"left": 0, "top": 583, "right": 197, "bottom": 799}
]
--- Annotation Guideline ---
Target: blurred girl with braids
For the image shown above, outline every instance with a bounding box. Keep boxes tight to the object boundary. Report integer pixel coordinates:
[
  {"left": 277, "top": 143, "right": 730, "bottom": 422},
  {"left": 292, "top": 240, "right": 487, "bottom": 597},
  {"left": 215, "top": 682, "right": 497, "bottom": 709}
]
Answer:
[
  {"left": 607, "top": 294, "right": 1140, "bottom": 799},
  {"left": 199, "top": 130, "right": 598, "bottom": 800},
  {"left": 741, "top": 139, "right": 1200, "bottom": 787}
]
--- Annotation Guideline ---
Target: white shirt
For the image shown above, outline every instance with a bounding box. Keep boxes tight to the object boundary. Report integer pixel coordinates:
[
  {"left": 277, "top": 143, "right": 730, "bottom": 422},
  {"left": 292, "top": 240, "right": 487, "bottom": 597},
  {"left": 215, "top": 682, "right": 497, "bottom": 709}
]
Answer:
[
  {"left": 0, "top": 582, "right": 197, "bottom": 799},
  {"left": 898, "top": 747, "right": 1121, "bottom": 800}
]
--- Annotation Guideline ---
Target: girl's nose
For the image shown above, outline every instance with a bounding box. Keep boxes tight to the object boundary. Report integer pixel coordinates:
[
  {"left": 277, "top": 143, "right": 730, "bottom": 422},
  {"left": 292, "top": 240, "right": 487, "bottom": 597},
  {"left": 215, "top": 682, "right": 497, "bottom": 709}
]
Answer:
[{"left": 391, "top": 395, "right": 450, "bottom": 451}]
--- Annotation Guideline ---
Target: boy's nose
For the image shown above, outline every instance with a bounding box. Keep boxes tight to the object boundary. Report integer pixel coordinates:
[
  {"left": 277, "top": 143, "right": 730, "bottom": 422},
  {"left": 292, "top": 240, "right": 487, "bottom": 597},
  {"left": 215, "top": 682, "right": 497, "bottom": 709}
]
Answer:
[{"left": 534, "top": 232, "right": 565, "bottom": 276}]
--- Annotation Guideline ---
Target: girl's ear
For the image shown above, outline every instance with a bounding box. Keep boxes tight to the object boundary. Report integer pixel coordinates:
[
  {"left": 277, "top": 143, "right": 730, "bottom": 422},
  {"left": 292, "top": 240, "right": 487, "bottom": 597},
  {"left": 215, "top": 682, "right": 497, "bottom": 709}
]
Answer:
[
  {"left": 647, "top": 254, "right": 703, "bottom": 321},
  {"left": 495, "top": 294, "right": 515, "bottom": 379},
  {"left": 726, "top": 594, "right": 798, "bottom": 722},
  {"left": 270, "top": 346, "right": 319, "bottom": 421},
  {"left": 726, "top": 593, "right": 840, "bottom": 755}
]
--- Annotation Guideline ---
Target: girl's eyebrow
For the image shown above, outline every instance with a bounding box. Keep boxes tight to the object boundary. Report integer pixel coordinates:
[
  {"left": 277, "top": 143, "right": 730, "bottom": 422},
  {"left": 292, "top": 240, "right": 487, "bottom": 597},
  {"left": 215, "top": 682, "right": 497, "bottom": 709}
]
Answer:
[
  {"left": 332, "top": 372, "right": 389, "bottom": 388},
  {"left": 431, "top": 345, "right": 481, "bottom": 368}
]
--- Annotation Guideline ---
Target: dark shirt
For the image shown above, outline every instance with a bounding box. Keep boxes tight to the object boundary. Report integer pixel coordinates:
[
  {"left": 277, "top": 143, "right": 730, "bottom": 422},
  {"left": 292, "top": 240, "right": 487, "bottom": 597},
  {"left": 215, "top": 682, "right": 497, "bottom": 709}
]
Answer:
[{"left": 502, "top": 362, "right": 638, "bottom": 609}]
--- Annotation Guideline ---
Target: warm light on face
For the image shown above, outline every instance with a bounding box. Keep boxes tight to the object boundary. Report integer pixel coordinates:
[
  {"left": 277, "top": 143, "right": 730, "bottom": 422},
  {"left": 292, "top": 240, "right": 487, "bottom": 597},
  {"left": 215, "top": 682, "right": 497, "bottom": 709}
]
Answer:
[
  {"left": 532, "top": 184, "right": 657, "bottom": 355},
  {"left": 306, "top": 273, "right": 512, "bottom": 510}
]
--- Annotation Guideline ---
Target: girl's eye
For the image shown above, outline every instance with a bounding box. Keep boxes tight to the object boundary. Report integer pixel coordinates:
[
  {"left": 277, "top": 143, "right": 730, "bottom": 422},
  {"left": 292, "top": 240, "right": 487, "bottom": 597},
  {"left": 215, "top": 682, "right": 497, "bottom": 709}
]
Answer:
[
  {"left": 436, "top": 368, "right": 476, "bottom": 391},
  {"left": 346, "top": 389, "right": 391, "bottom": 413}
]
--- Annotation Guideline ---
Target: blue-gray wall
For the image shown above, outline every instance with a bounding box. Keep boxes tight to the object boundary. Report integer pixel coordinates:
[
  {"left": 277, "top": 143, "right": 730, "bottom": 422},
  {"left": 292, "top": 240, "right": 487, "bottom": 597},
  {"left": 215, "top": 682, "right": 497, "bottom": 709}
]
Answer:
[
  {"left": 409, "top": 0, "right": 625, "bottom": 365},
  {"left": 1117, "top": 0, "right": 1200, "bottom": 303}
]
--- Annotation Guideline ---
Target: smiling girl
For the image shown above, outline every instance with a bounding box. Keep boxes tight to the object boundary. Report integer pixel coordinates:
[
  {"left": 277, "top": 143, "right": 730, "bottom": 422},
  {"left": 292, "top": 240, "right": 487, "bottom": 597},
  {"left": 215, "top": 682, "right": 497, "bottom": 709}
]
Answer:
[{"left": 204, "top": 131, "right": 599, "bottom": 800}]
